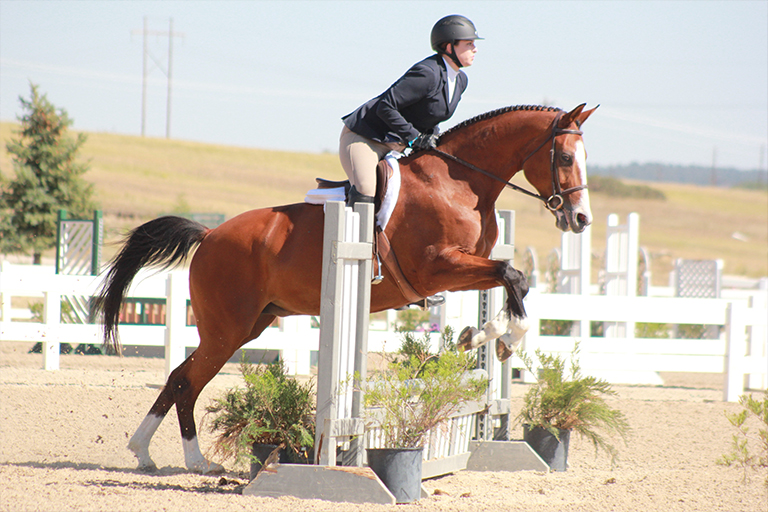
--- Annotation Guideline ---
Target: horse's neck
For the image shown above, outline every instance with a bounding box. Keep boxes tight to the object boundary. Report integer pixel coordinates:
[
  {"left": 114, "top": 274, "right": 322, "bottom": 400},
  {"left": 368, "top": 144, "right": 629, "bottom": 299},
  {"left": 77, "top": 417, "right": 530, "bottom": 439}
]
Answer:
[{"left": 444, "top": 113, "right": 550, "bottom": 184}]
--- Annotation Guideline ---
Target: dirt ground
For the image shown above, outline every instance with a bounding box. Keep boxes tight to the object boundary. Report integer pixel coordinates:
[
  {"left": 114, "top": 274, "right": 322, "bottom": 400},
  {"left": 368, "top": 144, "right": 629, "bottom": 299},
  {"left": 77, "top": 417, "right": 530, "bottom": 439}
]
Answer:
[{"left": 1, "top": 341, "right": 765, "bottom": 512}]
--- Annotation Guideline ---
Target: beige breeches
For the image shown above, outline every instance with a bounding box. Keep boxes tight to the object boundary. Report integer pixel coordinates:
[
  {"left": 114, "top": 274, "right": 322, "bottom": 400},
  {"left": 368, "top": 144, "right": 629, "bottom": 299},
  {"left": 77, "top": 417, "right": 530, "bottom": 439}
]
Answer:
[{"left": 339, "top": 126, "right": 404, "bottom": 196}]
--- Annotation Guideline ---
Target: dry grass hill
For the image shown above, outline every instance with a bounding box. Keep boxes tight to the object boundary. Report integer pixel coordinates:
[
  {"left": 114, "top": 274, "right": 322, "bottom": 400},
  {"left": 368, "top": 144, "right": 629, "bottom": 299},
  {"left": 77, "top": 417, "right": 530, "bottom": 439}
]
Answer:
[{"left": 1, "top": 122, "right": 766, "bottom": 285}]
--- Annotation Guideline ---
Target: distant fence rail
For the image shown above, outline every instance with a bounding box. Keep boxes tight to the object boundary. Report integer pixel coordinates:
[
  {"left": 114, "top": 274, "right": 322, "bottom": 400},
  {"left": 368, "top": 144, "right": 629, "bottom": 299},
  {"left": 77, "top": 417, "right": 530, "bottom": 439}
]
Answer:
[{"left": 1, "top": 261, "right": 765, "bottom": 402}]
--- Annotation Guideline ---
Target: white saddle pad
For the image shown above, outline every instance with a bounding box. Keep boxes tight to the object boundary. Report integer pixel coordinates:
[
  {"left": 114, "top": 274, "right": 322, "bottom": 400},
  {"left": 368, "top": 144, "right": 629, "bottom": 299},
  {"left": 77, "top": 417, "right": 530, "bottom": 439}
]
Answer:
[{"left": 304, "top": 151, "right": 402, "bottom": 230}]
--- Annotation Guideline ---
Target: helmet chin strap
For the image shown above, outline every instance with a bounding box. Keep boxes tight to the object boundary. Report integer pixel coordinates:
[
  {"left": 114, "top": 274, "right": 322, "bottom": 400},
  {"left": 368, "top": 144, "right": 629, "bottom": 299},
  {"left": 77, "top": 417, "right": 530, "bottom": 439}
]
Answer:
[{"left": 444, "top": 42, "right": 463, "bottom": 68}]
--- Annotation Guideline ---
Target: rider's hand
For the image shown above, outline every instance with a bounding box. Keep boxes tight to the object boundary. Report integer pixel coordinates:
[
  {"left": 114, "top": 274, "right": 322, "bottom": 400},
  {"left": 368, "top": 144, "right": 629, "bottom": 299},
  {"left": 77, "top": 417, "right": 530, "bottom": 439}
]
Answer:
[{"left": 409, "top": 133, "right": 439, "bottom": 151}]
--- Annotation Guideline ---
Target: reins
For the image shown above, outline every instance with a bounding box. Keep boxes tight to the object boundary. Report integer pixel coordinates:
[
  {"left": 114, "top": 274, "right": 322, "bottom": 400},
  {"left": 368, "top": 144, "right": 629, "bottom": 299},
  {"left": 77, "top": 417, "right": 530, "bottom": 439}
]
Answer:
[{"left": 433, "top": 111, "right": 585, "bottom": 211}]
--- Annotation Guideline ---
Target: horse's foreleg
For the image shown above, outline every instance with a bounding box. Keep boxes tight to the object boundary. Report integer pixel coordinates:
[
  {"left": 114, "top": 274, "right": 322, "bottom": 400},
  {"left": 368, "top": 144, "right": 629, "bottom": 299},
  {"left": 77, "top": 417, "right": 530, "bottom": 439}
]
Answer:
[
  {"left": 496, "top": 262, "right": 530, "bottom": 355},
  {"left": 448, "top": 260, "right": 530, "bottom": 358}
]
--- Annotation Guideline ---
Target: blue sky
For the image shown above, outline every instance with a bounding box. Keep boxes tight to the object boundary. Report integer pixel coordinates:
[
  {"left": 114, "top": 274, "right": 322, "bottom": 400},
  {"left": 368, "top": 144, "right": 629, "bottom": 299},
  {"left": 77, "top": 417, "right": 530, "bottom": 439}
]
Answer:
[{"left": 1, "top": 0, "right": 766, "bottom": 171}]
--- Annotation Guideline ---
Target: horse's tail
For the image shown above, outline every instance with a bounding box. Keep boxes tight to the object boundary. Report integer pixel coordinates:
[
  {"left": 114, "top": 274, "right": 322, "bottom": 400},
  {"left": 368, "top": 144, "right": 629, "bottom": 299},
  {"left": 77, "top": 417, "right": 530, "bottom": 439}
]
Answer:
[{"left": 94, "top": 216, "right": 209, "bottom": 354}]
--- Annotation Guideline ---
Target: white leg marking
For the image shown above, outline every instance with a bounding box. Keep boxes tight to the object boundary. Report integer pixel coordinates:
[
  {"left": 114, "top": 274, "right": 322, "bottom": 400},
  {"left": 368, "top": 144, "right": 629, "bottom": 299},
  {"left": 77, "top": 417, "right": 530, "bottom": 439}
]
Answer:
[
  {"left": 505, "top": 315, "right": 530, "bottom": 344},
  {"left": 128, "top": 413, "right": 163, "bottom": 471},
  {"left": 470, "top": 310, "right": 510, "bottom": 349},
  {"left": 183, "top": 437, "right": 225, "bottom": 474}
]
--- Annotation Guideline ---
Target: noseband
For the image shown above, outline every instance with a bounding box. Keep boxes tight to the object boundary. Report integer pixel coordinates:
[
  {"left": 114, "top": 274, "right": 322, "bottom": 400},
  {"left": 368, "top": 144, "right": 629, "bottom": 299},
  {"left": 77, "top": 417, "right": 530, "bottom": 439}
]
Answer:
[{"left": 433, "top": 111, "right": 586, "bottom": 211}]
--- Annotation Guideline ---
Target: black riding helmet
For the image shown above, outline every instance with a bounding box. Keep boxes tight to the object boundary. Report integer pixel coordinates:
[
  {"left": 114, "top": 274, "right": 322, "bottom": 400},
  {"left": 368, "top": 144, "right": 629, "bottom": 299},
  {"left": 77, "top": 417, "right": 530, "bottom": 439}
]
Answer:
[{"left": 430, "top": 15, "right": 482, "bottom": 68}]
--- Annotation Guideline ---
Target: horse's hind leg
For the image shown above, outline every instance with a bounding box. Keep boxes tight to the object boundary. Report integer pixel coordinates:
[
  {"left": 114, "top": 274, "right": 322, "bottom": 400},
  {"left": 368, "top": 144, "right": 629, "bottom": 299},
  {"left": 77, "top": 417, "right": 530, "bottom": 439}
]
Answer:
[
  {"left": 128, "top": 354, "right": 228, "bottom": 474},
  {"left": 127, "top": 313, "right": 276, "bottom": 473},
  {"left": 128, "top": 370, "right": 179, "bottom": 471},
  {"left": 173, "top": 313, "right": 276, "bottom": 473}
]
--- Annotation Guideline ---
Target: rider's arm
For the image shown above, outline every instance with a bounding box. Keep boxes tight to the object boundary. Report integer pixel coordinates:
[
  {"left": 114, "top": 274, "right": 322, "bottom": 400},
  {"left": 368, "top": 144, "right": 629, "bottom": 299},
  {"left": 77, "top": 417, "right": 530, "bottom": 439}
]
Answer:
[{"left": 375, "top": 62, "right": 438, "bottom": 144}]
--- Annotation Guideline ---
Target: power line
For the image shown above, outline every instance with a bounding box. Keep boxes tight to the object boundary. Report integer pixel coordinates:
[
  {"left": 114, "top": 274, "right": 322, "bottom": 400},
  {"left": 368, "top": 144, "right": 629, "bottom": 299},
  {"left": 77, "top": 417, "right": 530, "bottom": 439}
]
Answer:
[{"left": 131, "top": 17, "right": 184, "bottom": 138}]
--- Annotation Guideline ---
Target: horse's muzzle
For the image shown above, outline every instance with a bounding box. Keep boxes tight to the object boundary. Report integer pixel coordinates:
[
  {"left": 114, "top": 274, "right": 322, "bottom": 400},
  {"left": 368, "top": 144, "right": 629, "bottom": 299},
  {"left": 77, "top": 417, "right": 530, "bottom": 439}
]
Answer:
[{"left": 554, "top": 208, "right": 592, "bottom": 233}]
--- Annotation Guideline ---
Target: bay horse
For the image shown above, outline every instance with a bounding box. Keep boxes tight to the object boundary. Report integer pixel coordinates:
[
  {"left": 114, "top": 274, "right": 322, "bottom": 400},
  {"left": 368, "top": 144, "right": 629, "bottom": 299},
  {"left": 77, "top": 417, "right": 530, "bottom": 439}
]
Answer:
[{"left": 95, "top": 103, "right": 597, "bottom": 474}]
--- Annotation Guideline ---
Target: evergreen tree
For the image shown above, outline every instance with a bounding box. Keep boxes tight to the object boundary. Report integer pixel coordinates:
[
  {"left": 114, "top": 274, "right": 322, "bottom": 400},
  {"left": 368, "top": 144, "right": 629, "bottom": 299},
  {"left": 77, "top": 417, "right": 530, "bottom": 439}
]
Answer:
[{"left": 0, "top": 83, "right": 95, "bottom": 264}]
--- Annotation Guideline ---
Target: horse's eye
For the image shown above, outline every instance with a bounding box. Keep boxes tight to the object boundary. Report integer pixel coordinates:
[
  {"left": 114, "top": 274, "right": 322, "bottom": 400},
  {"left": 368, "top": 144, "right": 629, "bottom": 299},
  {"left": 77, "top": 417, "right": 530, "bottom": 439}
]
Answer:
[{"left": 560, "top": 153, "right": 573, "bottom": 165}]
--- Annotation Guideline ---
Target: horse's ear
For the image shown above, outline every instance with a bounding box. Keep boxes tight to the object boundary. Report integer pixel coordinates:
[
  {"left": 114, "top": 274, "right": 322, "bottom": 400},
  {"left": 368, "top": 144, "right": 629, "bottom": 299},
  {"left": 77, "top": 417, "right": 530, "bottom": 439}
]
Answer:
[
  {"left": 559, "top": 103, "right": 586, "bottom": 128},
  {"left": 559, "top": 104, "right": 599, "bottom": 129},
  {"left": 575, "top": 104, "right": 599, "bottom": 128}
]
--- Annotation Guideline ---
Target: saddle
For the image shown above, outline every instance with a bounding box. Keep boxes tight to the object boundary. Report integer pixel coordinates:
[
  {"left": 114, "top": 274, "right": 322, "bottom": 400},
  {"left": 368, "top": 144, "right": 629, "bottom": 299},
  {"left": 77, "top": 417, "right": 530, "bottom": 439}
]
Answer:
[
  {"left": 315, "top": 159, "right": 393, "bottom": 213},
  {"left": 314, "top": 160, "right": 424, "bottom": 306}
]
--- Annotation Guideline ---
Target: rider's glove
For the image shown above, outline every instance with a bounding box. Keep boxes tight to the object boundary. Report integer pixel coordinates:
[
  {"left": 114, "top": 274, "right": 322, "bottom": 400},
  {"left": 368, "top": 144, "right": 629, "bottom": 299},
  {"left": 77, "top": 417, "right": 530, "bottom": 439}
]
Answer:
[{"left": 409, "top": 133, "right": 439, "bottom": 151}]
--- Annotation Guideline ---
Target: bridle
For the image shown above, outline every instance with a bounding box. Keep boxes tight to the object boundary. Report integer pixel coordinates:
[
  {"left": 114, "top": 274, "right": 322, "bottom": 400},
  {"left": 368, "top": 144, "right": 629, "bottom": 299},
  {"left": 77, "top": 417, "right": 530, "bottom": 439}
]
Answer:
[{"left": 432, "top": 111, "right": 586, "bottom": 211}]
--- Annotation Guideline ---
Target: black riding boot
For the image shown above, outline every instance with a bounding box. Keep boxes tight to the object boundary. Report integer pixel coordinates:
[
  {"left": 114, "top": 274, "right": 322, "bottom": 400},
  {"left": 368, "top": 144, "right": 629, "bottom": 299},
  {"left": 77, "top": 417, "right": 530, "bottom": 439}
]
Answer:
[{"left": 346, "top": 185, "right": 375, "bottom": 207}]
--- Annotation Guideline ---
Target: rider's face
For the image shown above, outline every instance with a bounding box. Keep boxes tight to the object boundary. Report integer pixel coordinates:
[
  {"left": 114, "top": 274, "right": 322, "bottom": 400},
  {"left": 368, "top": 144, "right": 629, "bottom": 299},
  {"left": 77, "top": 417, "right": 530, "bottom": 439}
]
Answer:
[{"left": 451, "top": 39, "right": 477, "bottom": 68}]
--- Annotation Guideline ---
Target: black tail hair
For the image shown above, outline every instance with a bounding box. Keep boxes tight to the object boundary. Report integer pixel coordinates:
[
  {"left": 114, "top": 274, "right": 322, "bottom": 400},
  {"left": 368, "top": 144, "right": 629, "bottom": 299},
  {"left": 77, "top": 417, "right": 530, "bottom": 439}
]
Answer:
[{"left": 93, "top": 216, "right": 208, "bottom": 354}]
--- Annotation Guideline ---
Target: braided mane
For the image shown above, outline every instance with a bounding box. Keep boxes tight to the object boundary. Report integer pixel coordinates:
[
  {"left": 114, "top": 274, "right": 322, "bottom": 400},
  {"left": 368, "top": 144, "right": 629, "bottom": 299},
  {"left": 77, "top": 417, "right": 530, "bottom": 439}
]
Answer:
[{"left": 440, "top": 104, "right": 562, "bottom": 138}]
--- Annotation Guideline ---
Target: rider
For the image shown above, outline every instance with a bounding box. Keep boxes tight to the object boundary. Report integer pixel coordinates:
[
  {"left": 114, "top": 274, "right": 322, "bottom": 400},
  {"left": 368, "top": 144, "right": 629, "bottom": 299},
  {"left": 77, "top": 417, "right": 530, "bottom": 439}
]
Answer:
[
  {"left": 339, "top": 15, "right": 481, "bottom": 308},
  {"left": 339, "top": 14, "right": 482, "bottom": 206}
]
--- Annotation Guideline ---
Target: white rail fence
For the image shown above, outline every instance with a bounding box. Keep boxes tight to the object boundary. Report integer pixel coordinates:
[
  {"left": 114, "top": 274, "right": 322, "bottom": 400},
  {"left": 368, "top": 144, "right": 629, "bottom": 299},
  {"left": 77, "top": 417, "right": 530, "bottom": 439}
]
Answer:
[
  {"left": 0, "top": 261, "right": 317, "bottom": 378},
  {"left": 521, "top": 289, "right": 766, "bottom": 402},
  {"left": 1, "top": 210, "right": 766, "bottom": 402},
  {"left": 1, "top": 273, "right": 765, "bottom": 403}
]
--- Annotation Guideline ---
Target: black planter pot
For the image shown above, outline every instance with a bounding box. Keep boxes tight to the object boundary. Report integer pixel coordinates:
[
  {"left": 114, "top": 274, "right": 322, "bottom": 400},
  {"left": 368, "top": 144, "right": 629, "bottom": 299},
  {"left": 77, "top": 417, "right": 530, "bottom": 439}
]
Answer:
[
  {"left": 523, "top": 425, "right": 571, "bottom": 471},
  {"left": 249, "top": 443, "right": 312, "bottom": 480},
  {"left": 366, "top": 447, "right": 423, "bottom": 504}
]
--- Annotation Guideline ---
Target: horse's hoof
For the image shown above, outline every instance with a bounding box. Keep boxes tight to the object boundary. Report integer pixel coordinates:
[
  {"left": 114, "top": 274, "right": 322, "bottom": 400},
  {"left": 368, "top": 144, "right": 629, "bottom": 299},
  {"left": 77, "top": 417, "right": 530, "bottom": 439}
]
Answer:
[
  {"left": 457, "top": 326, "right": 476, "bottom": 351},
  {"left": 129, "top": 442, "right": 157, "bottom": 472},
  {"left": 496, "top": 332, "right": 523, "bottom": 362},
  {"left": 194, "top": 460, "right": 225, "bottom": 475},
  {"left": 136, "top": 461, "right": 158, "bottom": 473},
  {"left": 204, "top": 462, "right": 226, "bottom": 475},
  {"left": 495, "top": 338, "right": 513, "bottom": 362}
]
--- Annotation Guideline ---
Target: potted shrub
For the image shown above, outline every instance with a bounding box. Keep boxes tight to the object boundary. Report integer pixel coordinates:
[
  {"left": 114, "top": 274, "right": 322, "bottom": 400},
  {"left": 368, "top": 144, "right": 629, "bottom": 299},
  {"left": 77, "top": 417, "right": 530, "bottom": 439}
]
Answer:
[
  {"left": 205, "top": 358, "right": 315, "bottom": 479},
  {"left": 515, "top": 342, "right": 630, "bottom": 471},
  {"left": 362, "top": 329, "right": 488, "bottom": 503}
]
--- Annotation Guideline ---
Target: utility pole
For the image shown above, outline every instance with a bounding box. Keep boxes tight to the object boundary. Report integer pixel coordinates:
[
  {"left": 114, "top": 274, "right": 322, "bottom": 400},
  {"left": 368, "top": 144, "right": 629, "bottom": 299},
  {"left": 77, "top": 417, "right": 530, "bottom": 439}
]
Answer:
[{"left": 132, "top": 17, "right": 184, "bottom": 138}]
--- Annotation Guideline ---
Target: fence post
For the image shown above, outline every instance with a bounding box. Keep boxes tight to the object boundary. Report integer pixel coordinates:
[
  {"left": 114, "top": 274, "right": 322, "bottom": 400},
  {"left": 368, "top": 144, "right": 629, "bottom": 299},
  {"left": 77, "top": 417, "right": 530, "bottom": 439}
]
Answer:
[
  {"left": 520, "top": 289, "right": 541, "bottom": 384},
  {"left": 747, "top": 293, "right": 768, "bottom": 390},
  {"left": 478, "top": 210, "right": 515, "bottom": 440},
  {"left": 558, "top": 224, "right": 591, "bottom": 338},
  {"left": 280, "top": 316, "right": 313, "bottom": 376},
  {"left": 603, "top": 213, "right": 639, "bottom": 338},
  {"left": 42, "top": 289, "right": 61, "bottom": 371},
  {"left": 164, "top": 271, "right": 188, "bottom": 380},
  {"left": 723, "top": 301, "right": 746, "bottom": 402}
]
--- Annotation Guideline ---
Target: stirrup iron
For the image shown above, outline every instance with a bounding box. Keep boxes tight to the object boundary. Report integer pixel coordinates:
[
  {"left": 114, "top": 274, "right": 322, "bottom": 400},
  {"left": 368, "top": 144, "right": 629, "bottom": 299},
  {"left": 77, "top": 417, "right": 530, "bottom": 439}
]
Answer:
[{"left": 372, "top": 252, "right": 384, "bottom": 285}]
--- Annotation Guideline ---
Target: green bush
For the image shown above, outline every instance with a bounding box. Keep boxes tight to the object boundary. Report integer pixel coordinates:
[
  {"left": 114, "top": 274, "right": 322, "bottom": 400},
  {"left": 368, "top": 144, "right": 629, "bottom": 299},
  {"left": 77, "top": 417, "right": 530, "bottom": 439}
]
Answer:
[
  {"left": 718, "top": 393, "right": 768, "bottom": 488},
  {"left": 205, "top": 358, "right": 315, "bottom": 466},
  {"left": 516, "top": 343, "right": 630, "bottom": 466},
  {"left": 364, "top": 329, "right": 487, "bottom": 449},
  {"left": 589, "top": 175, "right": 666, "bottom": 200},
  {"left": 635, "top": 322, "right": 670, "bottom": 339}
]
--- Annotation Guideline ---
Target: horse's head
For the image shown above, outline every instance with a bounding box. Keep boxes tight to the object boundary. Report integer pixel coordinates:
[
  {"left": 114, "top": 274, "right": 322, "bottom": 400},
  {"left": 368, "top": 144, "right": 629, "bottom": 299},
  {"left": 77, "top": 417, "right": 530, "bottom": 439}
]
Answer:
[{"left": 522, "top": 104, "right": 598, "bottom": 233}]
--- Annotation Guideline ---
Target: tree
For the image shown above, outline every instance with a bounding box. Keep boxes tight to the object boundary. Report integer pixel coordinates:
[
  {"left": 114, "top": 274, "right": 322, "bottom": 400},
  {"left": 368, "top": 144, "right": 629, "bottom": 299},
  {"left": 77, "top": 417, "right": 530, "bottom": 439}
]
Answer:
[{"left": 0, "top": 83, "right": 95, "bottom": 264}]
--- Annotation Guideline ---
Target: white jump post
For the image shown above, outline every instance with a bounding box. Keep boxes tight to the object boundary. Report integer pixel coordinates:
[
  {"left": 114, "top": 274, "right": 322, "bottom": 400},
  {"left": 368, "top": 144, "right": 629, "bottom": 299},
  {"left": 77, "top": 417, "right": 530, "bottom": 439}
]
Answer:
[
  {"left": 558, "top": 222, "right": 592, "bottom": 337},
  {"left": 475, "top": 210, "right": 515, "bottom": 440},
  {"left": 314, "top": 201, "right": 374, "bottom": 467},
  {"left": 244, "top": 202, "right": 396, "bottom": 503},
  {"left": 603, "top": 213, "right": 639, "bottom": 337}
]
